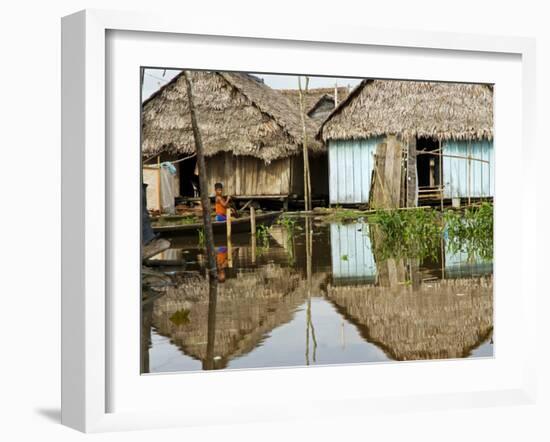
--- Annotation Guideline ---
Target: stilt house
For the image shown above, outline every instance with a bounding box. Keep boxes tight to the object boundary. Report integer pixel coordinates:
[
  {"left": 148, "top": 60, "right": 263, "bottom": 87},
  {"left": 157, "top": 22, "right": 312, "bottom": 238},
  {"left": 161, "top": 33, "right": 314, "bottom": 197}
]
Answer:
[
  {"left": 318, "top": 80, "right": 494, "bottom": 206},
  {"left": 141, "top": 71, "right": 325, "bottom": 208}
]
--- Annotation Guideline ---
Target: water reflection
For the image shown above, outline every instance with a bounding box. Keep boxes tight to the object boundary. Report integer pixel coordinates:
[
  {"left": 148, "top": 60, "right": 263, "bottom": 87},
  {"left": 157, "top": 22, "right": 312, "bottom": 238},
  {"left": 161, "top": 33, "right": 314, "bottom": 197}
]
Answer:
[{"left": 142, "top": 215, "right": 493, "bottom": 373}]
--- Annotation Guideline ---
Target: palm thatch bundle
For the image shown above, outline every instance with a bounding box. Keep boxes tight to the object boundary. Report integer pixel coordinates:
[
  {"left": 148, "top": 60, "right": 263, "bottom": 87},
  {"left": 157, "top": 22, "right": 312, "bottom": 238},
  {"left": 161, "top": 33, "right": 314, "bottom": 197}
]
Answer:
[
  {"left": 319, "top": 80, "right": 493, "bottom": 142},
  {"left": 142, "top": 71, "right": 323, "bottom": 163},
  {"left": 327, "top": 276, "right": 493, "bottom": 361}
]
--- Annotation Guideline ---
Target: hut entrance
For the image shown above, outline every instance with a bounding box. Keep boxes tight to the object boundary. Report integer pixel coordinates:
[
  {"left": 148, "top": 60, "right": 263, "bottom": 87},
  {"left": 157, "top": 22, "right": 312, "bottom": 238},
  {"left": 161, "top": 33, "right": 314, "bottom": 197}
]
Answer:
[
  {"left": 179, "top": 156, "right": 199, "bottom": 198},
  {"left": 416, "top": 137, "right": 441, "bottom": 188}
]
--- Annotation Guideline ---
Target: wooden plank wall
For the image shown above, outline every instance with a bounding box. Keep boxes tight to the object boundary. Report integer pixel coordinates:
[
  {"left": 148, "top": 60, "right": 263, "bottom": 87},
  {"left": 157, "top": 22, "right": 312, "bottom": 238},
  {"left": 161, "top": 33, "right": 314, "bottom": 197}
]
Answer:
[
  {"left": 370, "top": 135, "right": 403, "bottom": 209},
  {"left": 205, "top": 152, "right": 291, "bottom": 197}
]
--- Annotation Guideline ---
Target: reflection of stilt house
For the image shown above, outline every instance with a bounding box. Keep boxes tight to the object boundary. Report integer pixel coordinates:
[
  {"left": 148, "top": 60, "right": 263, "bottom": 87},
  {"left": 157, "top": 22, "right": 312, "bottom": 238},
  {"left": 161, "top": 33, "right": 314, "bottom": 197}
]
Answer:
[
  {"left": 327, "top": 276, "right": 493, "bottom": 360},
  {"left": 141, "top": 71, "right": 325, "bottom": 210},
  {"left": 148, "top": 265, "right": 313, "bottom": 370},
  {"left": 318, "top": 80, "right": 494, "bottom": 207}
]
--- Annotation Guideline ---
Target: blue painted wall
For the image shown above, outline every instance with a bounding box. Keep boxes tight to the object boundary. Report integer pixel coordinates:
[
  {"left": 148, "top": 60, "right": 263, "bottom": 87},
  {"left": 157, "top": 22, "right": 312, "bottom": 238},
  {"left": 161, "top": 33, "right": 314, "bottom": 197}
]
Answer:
[
  {"left": 328, "top": 138, "right": 382, "bottom": 204},
  {"left": 443, "top": 140, "right": 494, "bottom": 198},
  {"left": 330, "top": 222, "right": 377, "bottom": 282}
]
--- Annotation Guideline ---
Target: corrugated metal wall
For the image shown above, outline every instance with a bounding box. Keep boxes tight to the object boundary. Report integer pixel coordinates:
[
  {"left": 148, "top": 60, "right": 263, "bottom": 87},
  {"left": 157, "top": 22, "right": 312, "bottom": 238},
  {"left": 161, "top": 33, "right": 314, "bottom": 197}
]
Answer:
[
  {"left": 443, "top": 140, "right": 494, "bottom": 198},
  {"left": 330, "top": 222, "right": 377, "bottom": 282},
  {"left": 328, "top": 138, "right": 381, "bottom": 204}
]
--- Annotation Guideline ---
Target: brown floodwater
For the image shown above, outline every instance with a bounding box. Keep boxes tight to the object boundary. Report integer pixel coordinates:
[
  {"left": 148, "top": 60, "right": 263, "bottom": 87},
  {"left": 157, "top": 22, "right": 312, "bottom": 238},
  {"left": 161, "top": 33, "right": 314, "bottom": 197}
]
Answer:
[{"left": 141, "top": 216, "right": 493, "bottom": 374}]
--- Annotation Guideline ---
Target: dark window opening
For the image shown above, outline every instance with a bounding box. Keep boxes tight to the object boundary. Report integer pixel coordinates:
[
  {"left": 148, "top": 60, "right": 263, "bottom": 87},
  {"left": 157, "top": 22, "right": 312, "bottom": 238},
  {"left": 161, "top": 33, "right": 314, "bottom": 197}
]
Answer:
[{"left": 416, "top": 137, "right": 441, "bottom": 188}]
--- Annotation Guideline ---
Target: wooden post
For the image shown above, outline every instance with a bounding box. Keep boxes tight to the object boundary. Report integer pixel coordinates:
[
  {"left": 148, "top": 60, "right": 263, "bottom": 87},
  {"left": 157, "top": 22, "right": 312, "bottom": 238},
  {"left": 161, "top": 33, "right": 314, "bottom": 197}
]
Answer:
[
  {"left": 250, "top": 206, "right": 256, "bottom": 235},
  {"left": 298, "top": 76, "right": 311, "bottom": 212},
  {"left": 226, "top": 208, "right": 233, "bottom": 268},
  {"left": 156, "top": 156, "right": 162, "bottom": 213},
  {"left": 226, "top": 208, "right": 232, "bottom": 239}
]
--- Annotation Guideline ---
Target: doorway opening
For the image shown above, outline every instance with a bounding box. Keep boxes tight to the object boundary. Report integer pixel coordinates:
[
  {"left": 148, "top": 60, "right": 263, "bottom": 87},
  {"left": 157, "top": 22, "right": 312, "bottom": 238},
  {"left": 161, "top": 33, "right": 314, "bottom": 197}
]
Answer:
[
  {"left": 416, "top": 137, "right": 441, "bottom": 188},
  {"left": 179, "top": 155, "right": 199, "bottom": 197}
]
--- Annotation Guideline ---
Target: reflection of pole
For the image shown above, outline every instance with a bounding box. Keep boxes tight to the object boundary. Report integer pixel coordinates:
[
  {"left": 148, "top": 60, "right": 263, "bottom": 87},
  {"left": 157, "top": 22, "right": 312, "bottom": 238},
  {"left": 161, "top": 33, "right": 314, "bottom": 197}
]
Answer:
[
  {"left": 251, "top": 234, "right": 256, "bottom": 264},
  {"left": 140, "top": 297, "right": 153, "bottom": 374},
  {"left": 440, "top": 236, "right": 446, "bottom": 280},
  {"left": 439, "top": 139, "right": 443, "bottom": 211},
  {"left": 204, "top": 285, "right": 218, "bottom": 370},
  {"left": 304, "top": 217, "right": 317, "bottom": 364},
  {"left": 468, "top": 141, "right": 472, "bottom": 206},
  {"left": 183, "top": 71, "right": 219, "bottom": 370}
]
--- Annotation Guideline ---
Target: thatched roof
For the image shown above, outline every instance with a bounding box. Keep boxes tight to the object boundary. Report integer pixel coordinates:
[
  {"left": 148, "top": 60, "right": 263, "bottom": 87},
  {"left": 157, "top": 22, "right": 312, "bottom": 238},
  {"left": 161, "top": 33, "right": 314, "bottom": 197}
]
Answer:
[
  {"left": 327, "top": 276, "right": 493, "bottom": 361},
  {"left": 142, "top": 71, "right": 323, "bottom": 163},
  {"left": 319, "top": 79, "right": 493, "bottom": 142},
  {"left": 281, "top": 87, "right": 350, "bottom": 121}
]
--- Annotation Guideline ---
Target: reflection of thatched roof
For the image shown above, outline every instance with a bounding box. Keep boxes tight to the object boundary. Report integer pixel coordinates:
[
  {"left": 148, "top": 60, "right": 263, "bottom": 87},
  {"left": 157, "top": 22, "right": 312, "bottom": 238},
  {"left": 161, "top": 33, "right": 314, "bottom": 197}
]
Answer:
[
  {"left": 319, "top": 80, "right": 493, "bottom": 142},
  {"left": 327, "top": 277, "right": 493, "bottom": 360},
  {"left": 142, "top": 71, "right": 323, "bottom": 163},
  {"left": 151, "top": 265, "right": 310, "bottom": 368},
  {"left": 280, "top": 87, "right": 350, "bottom": 121}
]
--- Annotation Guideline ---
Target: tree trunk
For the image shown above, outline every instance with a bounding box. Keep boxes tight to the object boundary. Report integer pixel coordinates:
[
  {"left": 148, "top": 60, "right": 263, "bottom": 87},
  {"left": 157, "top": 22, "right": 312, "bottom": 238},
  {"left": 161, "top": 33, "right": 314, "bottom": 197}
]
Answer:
[{"left": 182, "top": 71, "right": 218, "bottom": 282}]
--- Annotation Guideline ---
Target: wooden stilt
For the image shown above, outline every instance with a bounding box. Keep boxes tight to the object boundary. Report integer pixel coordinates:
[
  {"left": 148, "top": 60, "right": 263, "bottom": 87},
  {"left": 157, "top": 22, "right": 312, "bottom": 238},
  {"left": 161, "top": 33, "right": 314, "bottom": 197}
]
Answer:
[
  {"left": 157, "top": 156, "right": 162, "bottom": 213},
  {"left": 250, "top": 206, "right": 256, "bottom": 235},
  {"left": 226, "top": 208, "right": 233, "bottom": 268}
]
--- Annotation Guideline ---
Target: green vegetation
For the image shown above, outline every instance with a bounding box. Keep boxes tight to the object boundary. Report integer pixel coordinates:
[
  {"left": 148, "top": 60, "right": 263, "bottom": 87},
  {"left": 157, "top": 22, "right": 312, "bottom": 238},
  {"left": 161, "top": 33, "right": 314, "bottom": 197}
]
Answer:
[
  {"left": 322, "top": 208, "right": 368, "bottom": 223},
  {"left": 255, "top": 224, "right": 271, "bottom": 256},
  {"left": 374, "top": 208, "right": 442, "bottom": 260},
  {"left": 277, "top": 216, "right": 301, "bottom": 235},
  {"left": 368, "top": 203, "right": 493, "bottom": 262},
  {"left": 169, "top": 309, "right": 190, "bottom": 326},
  {"left": 197, "top": 227, "right": 205, "bottom": 249},
  {"left": 157, "top": 214, "right": 199, "bottom": 226},
  {"left": 444, "top": 202, "right": 493, "bottom": 261}
]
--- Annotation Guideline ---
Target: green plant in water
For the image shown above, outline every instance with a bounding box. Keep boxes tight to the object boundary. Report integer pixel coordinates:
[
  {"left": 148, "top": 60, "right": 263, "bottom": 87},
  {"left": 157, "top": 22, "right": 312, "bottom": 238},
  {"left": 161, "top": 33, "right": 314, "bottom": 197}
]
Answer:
[
  {"left": 370, "top": 203, "right": 493, "bottom": 263},
  {"left": 374, "top": 208, "right": 442, "bottom": 261},
  {"left": 255, "top": 224, "right": 271, "bottom": 255},
  {"left": 444, "top": 202, "right": 493, "bottom": 261},
  {"left": 197, "top": 227, "right": 205, "bottom": 249},
  {"left": 277, "top": 216, "right": 300, "bottom": 234}
]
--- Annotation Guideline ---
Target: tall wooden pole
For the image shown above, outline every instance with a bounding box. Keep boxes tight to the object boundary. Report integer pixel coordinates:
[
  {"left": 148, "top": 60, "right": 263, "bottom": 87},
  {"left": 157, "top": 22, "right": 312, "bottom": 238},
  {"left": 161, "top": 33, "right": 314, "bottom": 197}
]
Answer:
[
  {"left": 182, "top": 71, "right": 218, "bottom": 282},
  {"left": 298, "top": 76, "right": 312, "bottom": 211}
]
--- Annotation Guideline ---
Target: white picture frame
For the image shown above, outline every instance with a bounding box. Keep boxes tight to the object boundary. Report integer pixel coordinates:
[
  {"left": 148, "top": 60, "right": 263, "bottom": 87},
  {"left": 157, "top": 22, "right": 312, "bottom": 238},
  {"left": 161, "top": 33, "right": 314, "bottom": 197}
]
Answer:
[{"left": 61, "top": 9, "right": 537, "bottom": 433}]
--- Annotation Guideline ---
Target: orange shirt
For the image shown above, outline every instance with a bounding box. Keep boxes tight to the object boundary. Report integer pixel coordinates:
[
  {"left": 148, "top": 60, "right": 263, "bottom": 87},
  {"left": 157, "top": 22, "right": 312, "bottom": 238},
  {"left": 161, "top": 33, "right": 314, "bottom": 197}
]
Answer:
[{"left": 215, "top": 197, "right": 227, "bottom": 216}]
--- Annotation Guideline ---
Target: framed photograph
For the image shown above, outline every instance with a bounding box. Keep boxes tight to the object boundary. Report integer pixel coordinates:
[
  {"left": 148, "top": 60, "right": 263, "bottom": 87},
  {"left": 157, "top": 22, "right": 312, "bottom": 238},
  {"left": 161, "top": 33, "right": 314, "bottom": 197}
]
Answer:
[{"left": 61, "top": 9, "right": 537, "bottom": 433}]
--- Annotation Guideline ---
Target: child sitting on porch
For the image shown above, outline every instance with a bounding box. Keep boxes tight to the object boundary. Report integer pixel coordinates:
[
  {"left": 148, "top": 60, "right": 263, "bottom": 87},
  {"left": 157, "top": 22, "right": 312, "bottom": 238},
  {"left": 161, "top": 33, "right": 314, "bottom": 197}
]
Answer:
[{"left": 214, "top": 182, "right": 231, "bottom": 222}]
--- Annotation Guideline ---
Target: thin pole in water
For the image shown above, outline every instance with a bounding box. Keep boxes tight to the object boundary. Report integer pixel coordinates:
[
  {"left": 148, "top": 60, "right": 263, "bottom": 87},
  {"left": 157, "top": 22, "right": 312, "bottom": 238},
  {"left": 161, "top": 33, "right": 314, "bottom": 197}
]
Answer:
[{"left": 227, "top": 208, "right": 233, "bottom": 268}]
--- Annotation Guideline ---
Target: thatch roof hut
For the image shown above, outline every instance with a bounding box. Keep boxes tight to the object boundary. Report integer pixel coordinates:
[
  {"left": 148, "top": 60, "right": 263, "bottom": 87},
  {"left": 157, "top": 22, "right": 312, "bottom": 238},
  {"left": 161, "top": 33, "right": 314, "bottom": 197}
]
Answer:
[
  {"left": 318, "top": 79, "right": 494, "bottom": 205},
  {"left": 327, "top": 276, "right": 493, "bottom": 360},
  {"left": 142, "top": 71, "right": 327, "bottom": 202}
]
